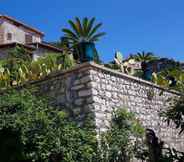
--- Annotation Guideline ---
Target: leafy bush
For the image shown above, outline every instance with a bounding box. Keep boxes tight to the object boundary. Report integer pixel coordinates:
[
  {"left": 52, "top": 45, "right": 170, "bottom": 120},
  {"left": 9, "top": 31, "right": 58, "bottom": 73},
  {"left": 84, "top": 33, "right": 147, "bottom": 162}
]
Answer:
[
  {"left": 0, "top": 89, "right": 97, "bottom": 162},
  {"left": 100, "top": 108, "right": 145, "bottom": 162}
]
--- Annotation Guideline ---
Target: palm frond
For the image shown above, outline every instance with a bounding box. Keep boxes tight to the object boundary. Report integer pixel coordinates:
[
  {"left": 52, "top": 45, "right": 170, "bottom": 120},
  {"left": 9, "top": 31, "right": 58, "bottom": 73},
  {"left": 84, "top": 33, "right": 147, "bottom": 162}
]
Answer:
[
  {"left": 75, "top": 17, "right": 84, "bottom": 36},
  {"left": 90, "top": 32, "right": 106, "bottom": 42},
  {"left": 83, "top": 17, "right": 88, "bottom": 36},
  {"left": 62, "top": 29, "right": 79, "bottom": 40},
  {"left": 88, "top": 23, "right": 103, "bottom": 38},
  {"left": 86, "top": 17, "right": 95, "bottom": 34},
  {"left": 68, "top": 20, "right": 81, "bottom": 37},
  {"left": 62, "top": 17, "right": 105, "bottom": 44}
]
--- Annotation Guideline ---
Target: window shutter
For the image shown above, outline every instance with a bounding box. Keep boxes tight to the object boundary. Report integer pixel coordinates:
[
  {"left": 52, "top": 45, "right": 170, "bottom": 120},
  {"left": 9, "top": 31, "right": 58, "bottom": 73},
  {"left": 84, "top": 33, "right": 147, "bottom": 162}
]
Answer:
[
  {"left": 7, "top": 33, "right": 12, "bottom": 41},
  {"left": 25, "top": 34, "right": 33, "bottom": 44}
]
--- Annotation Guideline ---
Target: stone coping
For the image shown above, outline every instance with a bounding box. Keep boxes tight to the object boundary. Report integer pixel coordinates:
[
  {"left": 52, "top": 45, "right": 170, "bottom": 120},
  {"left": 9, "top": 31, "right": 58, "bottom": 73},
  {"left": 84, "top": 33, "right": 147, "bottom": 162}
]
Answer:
[
  {"left": 88, "top": 62, "right": 182, "bottom": 96},
  {"left": 20, "top": 62, "right": 183, "bottom": 96}
]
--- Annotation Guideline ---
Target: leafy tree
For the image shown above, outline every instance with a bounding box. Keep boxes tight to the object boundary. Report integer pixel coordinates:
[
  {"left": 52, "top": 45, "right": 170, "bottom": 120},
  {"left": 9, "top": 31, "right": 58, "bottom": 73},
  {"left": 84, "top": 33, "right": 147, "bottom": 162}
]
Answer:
[
  {"left": 0, "top": 89, "right": 98, "bottom": 162},
  {"left": 62, "top": 17, "right": 106, "bottom": 45}
]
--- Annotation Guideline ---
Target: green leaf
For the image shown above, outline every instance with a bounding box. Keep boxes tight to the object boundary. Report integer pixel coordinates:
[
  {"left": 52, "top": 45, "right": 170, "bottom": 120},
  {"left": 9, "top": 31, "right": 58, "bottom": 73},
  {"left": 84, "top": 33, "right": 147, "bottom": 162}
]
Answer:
[
  {"left": 68, "top": 20, "right": 81, "bottom": 37},
  {"left": 88, "top": 23, "right": 103, "bottom": 38},
  {"left": 62, "top": 28, "right": 79, "bottom": 41},
  {"left": 90, "top": 32, "right": 106, "bottom": 42},
  {"left": 75, "top": 17, "right": 84, "bottom": 36},
  {"left": 86, "top": 17, "right": 95, "bottom": 34}
]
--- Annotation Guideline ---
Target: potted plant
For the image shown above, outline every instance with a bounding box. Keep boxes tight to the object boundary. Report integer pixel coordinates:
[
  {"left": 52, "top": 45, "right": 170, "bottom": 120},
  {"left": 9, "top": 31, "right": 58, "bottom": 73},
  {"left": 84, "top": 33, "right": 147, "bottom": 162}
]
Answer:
[{"left": 62, "top": 17, "right": 105, "bottom": 62}]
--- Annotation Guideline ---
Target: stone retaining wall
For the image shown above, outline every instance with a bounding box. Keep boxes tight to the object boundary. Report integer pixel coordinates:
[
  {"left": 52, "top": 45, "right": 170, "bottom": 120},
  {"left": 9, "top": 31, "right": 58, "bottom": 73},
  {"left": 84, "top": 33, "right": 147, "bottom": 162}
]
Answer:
[{"left": 31, "top": 62, "right": 184, "bottom": 151}]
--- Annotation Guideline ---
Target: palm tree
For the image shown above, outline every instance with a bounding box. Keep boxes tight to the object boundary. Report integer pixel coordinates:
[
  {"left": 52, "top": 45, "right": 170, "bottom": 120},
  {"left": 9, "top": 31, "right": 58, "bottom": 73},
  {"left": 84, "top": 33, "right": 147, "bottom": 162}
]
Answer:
[
  {"left": 129, "top": 52, "right": 158, "bottom": 80},
  {"left": 62, "top": 17, "right": 106, "bottom": 45},
  {"left": 131, "top": 51, "right": 158, "bottom": 62}
]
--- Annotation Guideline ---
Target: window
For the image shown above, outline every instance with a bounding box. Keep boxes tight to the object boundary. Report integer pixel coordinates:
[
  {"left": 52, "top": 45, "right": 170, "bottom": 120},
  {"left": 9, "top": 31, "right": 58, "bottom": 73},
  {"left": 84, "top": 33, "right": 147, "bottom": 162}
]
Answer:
[
  {"left": 7, "top": 33, "right": 12, "bottom": 41},
  {"left": 25, "top": 34, "right": 33, "bottom": 44}
]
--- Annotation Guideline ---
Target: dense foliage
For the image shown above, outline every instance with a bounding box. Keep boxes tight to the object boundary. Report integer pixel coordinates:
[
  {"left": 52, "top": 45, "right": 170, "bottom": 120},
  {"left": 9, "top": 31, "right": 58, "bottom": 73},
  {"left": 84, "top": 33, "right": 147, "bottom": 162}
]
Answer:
[
  {"left": 0, "top": 88, "right": 149, "bottom": 162},
  {"left": 0, "top": 46, "right": 75, "bottom": 89},
  {"left": 152, "top": 68, "right": 184, "bottom": 92},
  {"left": 0, "top": 89, "right": 97, "bottom": 162}
]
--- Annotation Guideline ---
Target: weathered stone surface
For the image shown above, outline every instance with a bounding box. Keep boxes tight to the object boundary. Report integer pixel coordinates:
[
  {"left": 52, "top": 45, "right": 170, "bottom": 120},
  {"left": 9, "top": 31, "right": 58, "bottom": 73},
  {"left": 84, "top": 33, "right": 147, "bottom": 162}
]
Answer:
[
  {"left": 80, "top": 75, "right": 91, "bottom": 83},
  {"left": 32, "top": 62, "right": 183, "bottom": 152},
  {"left": 74, "top": 98, "right": 84, "bottom": 106},
  {"left": 78, "top": 89, "right": 92, "bottom": 97},
  {"left": 71, "top": 85, "right": 84, "bottom": 90}
]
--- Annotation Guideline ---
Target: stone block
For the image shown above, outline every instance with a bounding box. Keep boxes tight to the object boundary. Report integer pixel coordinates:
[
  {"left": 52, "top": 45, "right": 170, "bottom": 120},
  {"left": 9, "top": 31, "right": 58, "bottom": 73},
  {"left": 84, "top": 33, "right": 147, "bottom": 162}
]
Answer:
[
  {"left": 80, "top": 75, "right": 91, "bottom": 83},
  {"left": 92, "top": 89, "right": 98, "bottom": 95},
  {"left": 106, "top": 91, "right": 112, "bottom": 98},
  {"left": 78, "top": 89, "right": 92, "bottom": 97},
  {"left": 73, "top": 79, "right": 80, "bottom": 85},
  {"left": 71, "top": 85, "right": 84, "bottom": 90},
  {"left": 74, "top": 98, "right": 84, "bottom": 106}
]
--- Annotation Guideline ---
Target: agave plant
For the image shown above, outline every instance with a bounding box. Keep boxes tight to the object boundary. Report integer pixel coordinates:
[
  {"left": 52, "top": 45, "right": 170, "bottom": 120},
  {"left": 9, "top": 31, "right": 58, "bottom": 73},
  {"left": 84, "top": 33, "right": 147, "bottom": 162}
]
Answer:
[
  {"left": 113, "top": 51, "right": 137, "bottom": 75},
  {"left": 62, "top": 17, "right": 106, "bottom": 45}
]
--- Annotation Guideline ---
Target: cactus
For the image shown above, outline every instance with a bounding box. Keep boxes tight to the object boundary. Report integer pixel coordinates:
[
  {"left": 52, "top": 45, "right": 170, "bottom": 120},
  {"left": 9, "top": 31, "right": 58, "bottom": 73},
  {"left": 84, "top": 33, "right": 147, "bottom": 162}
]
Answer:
[
  {"left": 114, "top": 51, "right": 125, "bottom": 73},
  {"left": 114, "top": 51, "right": 136, "bottom": 75}
]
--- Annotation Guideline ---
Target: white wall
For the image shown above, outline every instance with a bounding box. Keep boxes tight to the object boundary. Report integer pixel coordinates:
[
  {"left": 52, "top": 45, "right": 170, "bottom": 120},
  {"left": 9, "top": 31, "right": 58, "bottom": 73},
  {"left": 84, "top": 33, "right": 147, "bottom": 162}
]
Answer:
[{"left": 1, "top": 21, "right": 42, "bottom": 44}]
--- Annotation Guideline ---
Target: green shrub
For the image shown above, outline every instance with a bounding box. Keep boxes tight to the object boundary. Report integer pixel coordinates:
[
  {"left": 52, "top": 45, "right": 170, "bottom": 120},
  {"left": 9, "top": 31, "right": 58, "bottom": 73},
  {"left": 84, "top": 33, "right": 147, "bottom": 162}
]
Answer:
[
  {"left": 0, "top": 89, "right": 147, "bottom": 162},
  {"left": 0, "top": 89, "right": 97, "bottom": 162},
  {"left": 100, "top": 108, "right": 145, "bottom": 162}
]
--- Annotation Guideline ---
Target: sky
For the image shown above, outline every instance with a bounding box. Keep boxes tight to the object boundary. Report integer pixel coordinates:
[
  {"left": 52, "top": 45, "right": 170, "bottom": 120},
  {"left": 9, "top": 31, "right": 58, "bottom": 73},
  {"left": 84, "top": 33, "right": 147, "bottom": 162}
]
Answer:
[{"left": 0, "top": 0, "right": 184, "bottom": 62}]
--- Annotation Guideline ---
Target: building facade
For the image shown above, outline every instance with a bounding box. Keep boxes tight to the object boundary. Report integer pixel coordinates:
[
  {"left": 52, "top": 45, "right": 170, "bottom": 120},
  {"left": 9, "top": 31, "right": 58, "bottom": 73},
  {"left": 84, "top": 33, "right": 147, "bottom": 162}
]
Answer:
[{"left": 0, "top": 15, "right": 62, "bottom": 59}]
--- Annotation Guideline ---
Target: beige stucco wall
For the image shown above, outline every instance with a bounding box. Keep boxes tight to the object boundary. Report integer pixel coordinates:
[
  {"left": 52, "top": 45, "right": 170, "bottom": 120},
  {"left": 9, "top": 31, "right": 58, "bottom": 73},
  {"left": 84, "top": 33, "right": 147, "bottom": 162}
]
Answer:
[{"left": 0, "top": 21, "right": 42, "bottom": 44}]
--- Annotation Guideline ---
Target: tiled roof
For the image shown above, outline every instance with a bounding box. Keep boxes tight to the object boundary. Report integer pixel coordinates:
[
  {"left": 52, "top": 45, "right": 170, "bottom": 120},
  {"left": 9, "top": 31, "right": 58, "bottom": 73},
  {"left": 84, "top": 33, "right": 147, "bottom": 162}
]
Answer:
[{"left": 28, "top": 42, "right": 63, "bottom": 53}]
